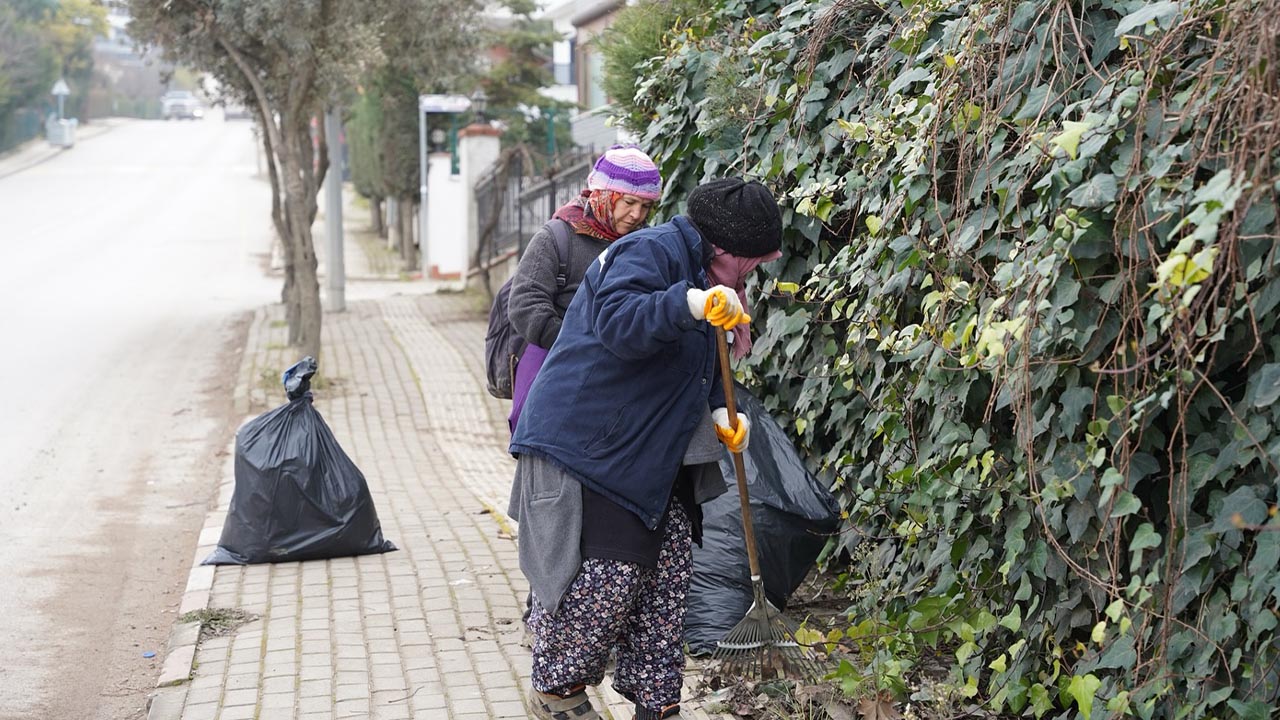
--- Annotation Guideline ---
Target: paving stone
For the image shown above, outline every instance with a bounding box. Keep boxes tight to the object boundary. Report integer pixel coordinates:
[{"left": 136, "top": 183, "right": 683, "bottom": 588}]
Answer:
[
  {"left": 177, "top": 703, "right": 218, "bottom": 720},
  {"left": 217, "top": 705, "right": 256, "bottom": 720},
  {"left": 490, "top": 699, "right": 529, "bottom": 718},
  {"left": 259, "top": 692, "right": 296, "bottom": 711},
  {"left": 220, "top": 688, "right": 257, "bottom": 708}
]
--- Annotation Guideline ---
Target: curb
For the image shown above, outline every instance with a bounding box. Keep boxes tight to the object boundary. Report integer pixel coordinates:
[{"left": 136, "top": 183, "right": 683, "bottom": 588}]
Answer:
[
  {"left": 0, "top": 119, "right": 121, "bottom": 180},
  {"left": 0, "top": 145, "right": 70, "bottom": 180},
  {"left": 146, "top": 440, "right": 238, "bottom": 720}
]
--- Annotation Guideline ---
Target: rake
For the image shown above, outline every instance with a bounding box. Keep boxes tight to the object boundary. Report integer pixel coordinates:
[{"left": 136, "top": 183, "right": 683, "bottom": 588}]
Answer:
[{"left": 709, "top": 326, "right": 825, "bottom": 683}]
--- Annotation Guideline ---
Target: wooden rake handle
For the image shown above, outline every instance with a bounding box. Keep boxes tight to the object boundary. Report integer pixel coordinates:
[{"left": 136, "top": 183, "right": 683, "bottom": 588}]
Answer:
[{"left": 715, "top": 326, "right": 763, "bottom": 579}]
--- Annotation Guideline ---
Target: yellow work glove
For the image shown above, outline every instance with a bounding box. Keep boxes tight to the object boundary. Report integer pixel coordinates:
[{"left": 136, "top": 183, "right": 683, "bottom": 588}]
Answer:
[
  {"left": 686, "top": 286, "right": 750, "bottom": 330},
  {"left": 712, "top": 407, "right": 751, "bottom": 454}
]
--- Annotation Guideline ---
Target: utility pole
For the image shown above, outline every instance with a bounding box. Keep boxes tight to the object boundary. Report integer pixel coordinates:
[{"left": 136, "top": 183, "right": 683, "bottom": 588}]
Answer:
[{"left": 324, "top": 107, "right": 346, "bottom": 312}]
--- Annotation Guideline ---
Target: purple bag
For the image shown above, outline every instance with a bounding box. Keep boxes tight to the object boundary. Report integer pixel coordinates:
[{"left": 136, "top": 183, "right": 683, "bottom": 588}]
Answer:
[{"left": 508, "top": 343, "right": 549, "bottom": 433}]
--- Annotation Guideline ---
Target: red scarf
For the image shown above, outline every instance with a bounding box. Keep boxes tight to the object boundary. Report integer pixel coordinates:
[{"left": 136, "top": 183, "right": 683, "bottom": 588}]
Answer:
[
  {"left": 707, "top": 246, "right": 783, "bottom": 359},
  {"left": 553, "top": 189, "right": 624, "bottom": 242}
]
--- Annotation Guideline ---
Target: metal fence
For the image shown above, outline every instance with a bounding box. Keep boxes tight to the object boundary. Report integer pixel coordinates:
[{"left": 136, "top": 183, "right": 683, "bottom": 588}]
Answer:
[
  {"left": 0, "top": 108, "right": 46, "bottom": 154},
  {"left": 475, "top": 148, "right": 594, "bottom": 275}
]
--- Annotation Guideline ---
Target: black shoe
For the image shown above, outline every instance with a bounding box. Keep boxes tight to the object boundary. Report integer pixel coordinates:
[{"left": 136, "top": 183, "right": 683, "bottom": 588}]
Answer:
[
  {"left": 634, "top": 703, "right": 681, "bottom": 719},
  {"left": 529, "top": 684, "right": 600, "bottom": 720}
]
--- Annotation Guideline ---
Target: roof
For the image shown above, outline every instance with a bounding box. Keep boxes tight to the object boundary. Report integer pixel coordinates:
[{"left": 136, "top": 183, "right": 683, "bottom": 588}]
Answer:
[{"left": 569, "top": 0, "right": 624, "bottom": 28}]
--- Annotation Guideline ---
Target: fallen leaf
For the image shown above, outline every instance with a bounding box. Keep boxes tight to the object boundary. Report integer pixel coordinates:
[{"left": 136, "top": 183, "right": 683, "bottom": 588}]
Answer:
[
  {"left": 825, "top": 701, "right": 859, "bottom": 720},
  {"left": 856, "top": 694, "right": 903, "bottom": 720}
]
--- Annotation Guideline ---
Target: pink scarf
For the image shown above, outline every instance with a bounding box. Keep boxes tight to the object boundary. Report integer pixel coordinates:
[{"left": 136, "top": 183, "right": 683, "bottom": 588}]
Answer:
[{"left": 707, "top": 247, "right": 783, "bottom": 358}]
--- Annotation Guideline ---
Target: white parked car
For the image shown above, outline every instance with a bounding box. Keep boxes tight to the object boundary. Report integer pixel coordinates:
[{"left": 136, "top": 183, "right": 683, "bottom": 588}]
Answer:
[{"left": 161, "top": 91, "right": 204, "bottom": 120}]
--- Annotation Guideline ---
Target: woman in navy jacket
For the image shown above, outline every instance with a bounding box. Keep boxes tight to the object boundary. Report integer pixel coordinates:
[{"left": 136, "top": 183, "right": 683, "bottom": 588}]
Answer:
[{"left": 509, "top": 178, "right": 784, "bottom": 720}]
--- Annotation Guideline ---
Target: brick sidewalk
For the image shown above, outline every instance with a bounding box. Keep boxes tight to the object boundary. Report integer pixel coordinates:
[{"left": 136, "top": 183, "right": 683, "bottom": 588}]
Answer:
[{"left": 148, "top": 291, "right": 734, "bottom": 720}]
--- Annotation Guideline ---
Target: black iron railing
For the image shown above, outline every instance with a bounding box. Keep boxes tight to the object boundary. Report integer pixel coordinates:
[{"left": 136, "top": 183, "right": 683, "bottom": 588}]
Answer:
[{"left": 475, "top": 148, "right": 595, "bottom": 282}]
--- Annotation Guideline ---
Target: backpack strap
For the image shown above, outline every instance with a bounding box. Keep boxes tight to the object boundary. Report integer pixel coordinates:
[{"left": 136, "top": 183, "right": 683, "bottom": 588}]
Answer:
[{"left": 546, "top": 218, "right": 574, "bottom": 295}]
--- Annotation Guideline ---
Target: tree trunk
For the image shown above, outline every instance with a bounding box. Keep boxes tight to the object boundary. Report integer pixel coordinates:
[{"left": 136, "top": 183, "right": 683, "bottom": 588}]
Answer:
[
  {"left": 400, "top": 196, "right": 417, "bottom": 272},
  {"left": 276, "top": 114, "right": 322, "bottom": 360},
  {"left": 371, "top": 196, "right": 385, "bottom": 237},
  {"left": 219, "top": 37, "right": 321, "bottom": 360},
  {"left": 387, "top": 197, "right": 401, "bottom": 251},
  {"left": 281, "top": 174, "right": 322, "bottom": 359},
  {"left": 258, "top": 118, "right": 297, "bottom": 327}
]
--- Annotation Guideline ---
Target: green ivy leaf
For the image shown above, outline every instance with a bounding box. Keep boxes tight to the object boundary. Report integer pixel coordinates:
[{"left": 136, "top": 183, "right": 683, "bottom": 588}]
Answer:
[
  {"left": 1107, "top": 691, "right": 1131, "bottom": 714},
  {"left": 1068, "top": 173, "right": 1119, "bottom": 208},
  {"left": 1214, "top": 487, "right": 1268, "bottom": 531},
  {"left": 1064, "top": 673, "right": 1102, "bottom": 720},
  {"left": 1249, "top": 528, "right": 1280, "bottom": 578},
  {"left": 1029, "top": 683, "right": 1053, "bottom": 719},
  {"left": 1000, "top": 604, "right": 1022, "bottom": 632},
  {"left": 1110, "top": 491, "right": 1142, "bottom": 518},
  {"left": 1247, "top": 363, "right": 1280, "bottom": 407},
  {"left": 836, "top": 118, "right": 868, "bottom": 140},
  {"left": 1100, "top": 467, "right": 1126, "bottom": 503},
  {"left": 1060, "top": 387, "right": 1094, "bottom": 436},
  {"left": 1105, "top": 599, "right": 1125, "bottom": 622},
  {"left": 1106, "top": 394, "right": 1126, "bottom": 416},
  {"left": 1095, "top": 637, "right": 1137, "bottom": 669},
  {"left": 865, "top": 215, "right": 883, "bottom": 236},
  {"left": 1115, "top": 1, "right": 1180, "bottom": 37},
  {"left": 1050, "top": 120, "right": 1092, "bottom": 160},
  {"left": 1130, "top": 522, "right": 1161, "bottom": 551},
  {"left": 1227, "top": 699, "right": 1272, "bottom": 720}
]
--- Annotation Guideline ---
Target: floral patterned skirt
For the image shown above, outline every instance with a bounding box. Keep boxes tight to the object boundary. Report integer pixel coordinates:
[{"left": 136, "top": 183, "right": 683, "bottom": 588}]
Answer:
[{"left": 529, "top": 502, "right": 693, "bottom": 712}]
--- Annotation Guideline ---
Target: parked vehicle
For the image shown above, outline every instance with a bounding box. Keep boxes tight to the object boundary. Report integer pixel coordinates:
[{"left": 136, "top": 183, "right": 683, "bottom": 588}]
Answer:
[
  {"left": 223, "top": 102, "right": 252, "bottom": 120},
  {"left": 161, "top": 91, "right": 204, "bottom": 120}
]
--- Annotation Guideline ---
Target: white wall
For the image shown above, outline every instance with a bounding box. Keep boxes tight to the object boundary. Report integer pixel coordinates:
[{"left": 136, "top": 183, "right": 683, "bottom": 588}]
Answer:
[{"left": 423, "top": 152, "right": 467, "bottom": 284}]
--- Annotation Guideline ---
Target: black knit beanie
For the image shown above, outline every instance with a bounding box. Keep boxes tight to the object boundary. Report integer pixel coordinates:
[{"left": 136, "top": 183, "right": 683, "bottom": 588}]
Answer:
[{"left": 686, "top": 178, "right": 782, "bottom": 258}]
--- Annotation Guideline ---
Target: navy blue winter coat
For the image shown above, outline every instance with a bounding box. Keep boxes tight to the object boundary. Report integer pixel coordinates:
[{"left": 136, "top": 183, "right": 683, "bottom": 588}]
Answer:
[{"left": 509, "top": 215, "right": 727, "bottom": 530}]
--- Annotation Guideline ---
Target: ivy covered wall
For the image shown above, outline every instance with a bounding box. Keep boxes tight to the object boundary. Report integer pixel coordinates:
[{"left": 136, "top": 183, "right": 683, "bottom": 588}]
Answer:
[{"left": 615, "top": 0, "right": 1280, "bottom": 716}]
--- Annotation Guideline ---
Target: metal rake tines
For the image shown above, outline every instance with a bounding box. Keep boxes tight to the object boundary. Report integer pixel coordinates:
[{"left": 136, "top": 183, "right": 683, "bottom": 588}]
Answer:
[{"left": 711, "top": 599, "right": 827, "bottom": 682}]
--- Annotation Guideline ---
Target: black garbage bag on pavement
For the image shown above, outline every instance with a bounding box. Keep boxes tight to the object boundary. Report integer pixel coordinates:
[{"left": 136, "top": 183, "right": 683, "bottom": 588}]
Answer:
[
  {"left": 684, "top": 383, "right": 840, "bottom": 655},
  {"left": 203, "top": 357, "right": 397, "bottom": 565}
]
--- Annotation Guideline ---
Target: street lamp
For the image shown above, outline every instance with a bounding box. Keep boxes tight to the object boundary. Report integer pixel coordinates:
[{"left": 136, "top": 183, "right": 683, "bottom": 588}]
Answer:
[{"left": 470, "top": 88, "right": 488, "bottom": 123}]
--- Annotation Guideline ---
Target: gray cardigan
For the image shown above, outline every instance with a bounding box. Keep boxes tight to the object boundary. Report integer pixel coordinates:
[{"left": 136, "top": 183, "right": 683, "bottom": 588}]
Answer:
[
  {"left": 508, "top": 222, "right": 610, "bottom": 349},
  {"left": 508, "top": 408, "right": 727, "bottom": 613}
]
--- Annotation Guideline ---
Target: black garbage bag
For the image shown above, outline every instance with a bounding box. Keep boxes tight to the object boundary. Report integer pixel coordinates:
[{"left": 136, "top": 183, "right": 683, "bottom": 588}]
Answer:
[
  {"left": 203, "top": 357, "right": 397, "bottom": 565},
  {"left": 684, "top": 383, "right": 840, "bottom": 655}
]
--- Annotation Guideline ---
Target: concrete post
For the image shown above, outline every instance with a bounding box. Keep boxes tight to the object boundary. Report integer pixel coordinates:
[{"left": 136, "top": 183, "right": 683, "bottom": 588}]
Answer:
[
  {"left": 458, "top": 124, "right": 502, "bottom": 280},
  {"left": 386, "top": 197, "right": 398, "bottom": 250}
]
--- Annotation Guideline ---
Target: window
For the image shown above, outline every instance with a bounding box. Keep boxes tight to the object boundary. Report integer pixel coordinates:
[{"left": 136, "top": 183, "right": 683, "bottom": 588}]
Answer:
[{"left": 585, "top": 50, "right": 606, "bottom": 109}]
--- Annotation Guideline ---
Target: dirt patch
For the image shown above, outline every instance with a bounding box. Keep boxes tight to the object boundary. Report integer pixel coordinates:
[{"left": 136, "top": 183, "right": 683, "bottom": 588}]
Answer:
[{"left": 179, "top": 607, "right": 257, "bottom": 644}]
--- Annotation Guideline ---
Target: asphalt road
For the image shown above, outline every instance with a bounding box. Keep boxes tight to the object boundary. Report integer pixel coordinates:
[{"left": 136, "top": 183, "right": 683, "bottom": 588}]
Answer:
[{"left": 0, "top": 117, "right": 279, "bottom": 719}]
